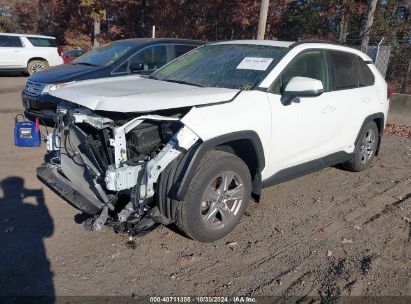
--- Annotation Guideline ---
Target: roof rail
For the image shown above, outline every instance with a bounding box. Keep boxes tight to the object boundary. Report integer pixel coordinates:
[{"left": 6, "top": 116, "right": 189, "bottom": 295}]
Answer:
[{"left": 289, "top": 40, "right": 342, "bottom": 48}]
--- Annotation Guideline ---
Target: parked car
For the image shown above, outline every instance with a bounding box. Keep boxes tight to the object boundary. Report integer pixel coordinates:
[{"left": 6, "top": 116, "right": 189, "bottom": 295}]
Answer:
[
  {"left": 62, "top": 48, "right": 86, "bottom": 64},
  {"left": 22, "top": 38, "right": 203, "bottom": 124},
  {"left": 0, "top": 33, "right": 63, "bottom": 75},
  {"left": 37, "top": 40, "right": 389, "bottom": 242}
]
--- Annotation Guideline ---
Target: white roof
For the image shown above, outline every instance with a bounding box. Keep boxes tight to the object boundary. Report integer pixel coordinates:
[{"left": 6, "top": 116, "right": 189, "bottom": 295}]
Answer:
[
  {"left": 211, "top": 40, "right": 371, "bottom": 60},
  {"left": 0, "top": 33, "right": 56, "bottom": 39},
  {"left": 290, "top": 42, "right": 372, "bottom": 61},
  {"left": 213, "top": 40, "right": 294, "bottom": 48}
]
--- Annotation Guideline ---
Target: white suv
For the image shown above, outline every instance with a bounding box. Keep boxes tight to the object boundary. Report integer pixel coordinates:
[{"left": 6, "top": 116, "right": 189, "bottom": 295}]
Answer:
[
  {"left": 36, "top": 41, "right": 389, "bottom": 242},
  {"left": 0, "top": 33, "right": 63, "bottom": 75}
]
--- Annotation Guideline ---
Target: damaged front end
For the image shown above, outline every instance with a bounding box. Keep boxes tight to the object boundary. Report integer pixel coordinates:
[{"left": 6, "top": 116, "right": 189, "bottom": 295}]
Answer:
[{"left": 37, "top": 108, "right": 199, "bottom": 234}]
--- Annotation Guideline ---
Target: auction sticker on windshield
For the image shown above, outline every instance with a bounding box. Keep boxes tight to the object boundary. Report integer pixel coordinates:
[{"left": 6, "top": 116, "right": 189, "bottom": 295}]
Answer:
[{"left": 236, "top": 57, "right": 274, "bottom": 71}]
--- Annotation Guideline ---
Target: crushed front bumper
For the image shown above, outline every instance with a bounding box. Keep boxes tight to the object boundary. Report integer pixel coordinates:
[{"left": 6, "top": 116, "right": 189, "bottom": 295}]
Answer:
[
  {"left": 37, "top": 110, "right": 200, "bottom": 228},
  {"left": 37, "top": 164, "right": 105, "bottom": 215}
]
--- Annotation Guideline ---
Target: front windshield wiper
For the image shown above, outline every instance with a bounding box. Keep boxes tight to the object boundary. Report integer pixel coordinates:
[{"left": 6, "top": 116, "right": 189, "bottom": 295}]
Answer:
[
  {"left": 161, "top": 79, "right": 204, "bottom": 87},
  {"left": 72, "top": 62, "right": 100, "bottom": 67}
]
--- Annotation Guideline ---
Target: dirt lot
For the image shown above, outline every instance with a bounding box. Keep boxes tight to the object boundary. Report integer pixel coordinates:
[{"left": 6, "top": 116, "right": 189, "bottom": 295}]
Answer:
[{"left": 0, "top": 76, "right": 410, "bottom": 300}]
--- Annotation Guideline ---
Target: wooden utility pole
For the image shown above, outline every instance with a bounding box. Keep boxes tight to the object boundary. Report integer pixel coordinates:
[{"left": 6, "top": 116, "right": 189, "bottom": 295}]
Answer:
[
  {"left": 257, "top": 0, "right": 270, "bottom": 40},
  {"left": 93, "top": 18, "right": 101, "bottom": 49}
]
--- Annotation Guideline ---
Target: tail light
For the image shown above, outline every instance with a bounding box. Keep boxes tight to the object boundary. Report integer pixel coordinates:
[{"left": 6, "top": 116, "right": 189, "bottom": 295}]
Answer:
[
  {"left": 387, "top": 85, "right": 393, "bottom": 99},
  {"left": 57, "top": 47, "right": 63, "bottom": 57}
]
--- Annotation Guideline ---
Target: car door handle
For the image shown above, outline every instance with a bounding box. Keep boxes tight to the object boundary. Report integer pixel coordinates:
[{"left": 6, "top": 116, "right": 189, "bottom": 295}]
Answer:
[
  {"left": 13, "top": 50, "right": 22, "bottom": 53},
  {"left": 321, "top": 105, "right": 336, "bottom": 114}
]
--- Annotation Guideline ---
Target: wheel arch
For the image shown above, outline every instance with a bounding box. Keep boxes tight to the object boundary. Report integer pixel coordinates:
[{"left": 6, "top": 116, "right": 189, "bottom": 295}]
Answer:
[
  {"left": 355, "top": 112, "right": 385, "bottom": 156},
  {"left": 175, "top": 131, "right": 266, "bottom": 201},
  {"left": 27, "top": 57, "right": 49, "bottom": 65}
]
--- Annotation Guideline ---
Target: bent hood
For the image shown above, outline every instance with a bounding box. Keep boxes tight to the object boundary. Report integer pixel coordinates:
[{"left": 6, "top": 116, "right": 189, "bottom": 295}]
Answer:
[{"left": 50, "top": 75, "right": 240, "bottom": 112}]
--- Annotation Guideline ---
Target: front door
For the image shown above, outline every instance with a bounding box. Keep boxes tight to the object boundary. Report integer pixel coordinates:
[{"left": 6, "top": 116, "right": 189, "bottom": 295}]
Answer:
[{"left": 265, "top": 50, "right": 339, "bottom": 175}]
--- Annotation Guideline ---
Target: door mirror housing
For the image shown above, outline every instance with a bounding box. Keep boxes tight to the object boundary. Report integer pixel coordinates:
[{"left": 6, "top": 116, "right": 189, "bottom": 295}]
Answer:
[{"left": 281, "top": 77, "right": 324, "bottom": 106}]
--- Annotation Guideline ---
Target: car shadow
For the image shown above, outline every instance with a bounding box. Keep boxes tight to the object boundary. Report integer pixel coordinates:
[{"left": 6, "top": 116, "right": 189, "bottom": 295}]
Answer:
[
  {"left": 0, "top": 71, "right": 26, "bottom": 77},
  {"left": 0, "top": 176, "right": 54, "bottom": 302}
]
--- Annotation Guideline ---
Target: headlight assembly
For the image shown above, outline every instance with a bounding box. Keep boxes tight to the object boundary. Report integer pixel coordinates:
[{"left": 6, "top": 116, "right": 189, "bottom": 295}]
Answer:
[{"left": 42, "top": 81, "right": 75, "bottom": 94}]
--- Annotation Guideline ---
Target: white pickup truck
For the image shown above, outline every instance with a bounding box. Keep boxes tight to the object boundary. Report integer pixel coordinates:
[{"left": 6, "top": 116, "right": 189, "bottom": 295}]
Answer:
[{"left": 0, "top": 33, "right": 63, "bottom": 75}]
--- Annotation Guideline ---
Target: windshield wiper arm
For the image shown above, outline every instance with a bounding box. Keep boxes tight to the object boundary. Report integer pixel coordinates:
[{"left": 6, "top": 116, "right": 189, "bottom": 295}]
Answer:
[
  {"left": 162, "top": 79, "right": 204, "bottom": 87},
  {"left": 73, "top": 62, "right": 99, "bottom": 67}
]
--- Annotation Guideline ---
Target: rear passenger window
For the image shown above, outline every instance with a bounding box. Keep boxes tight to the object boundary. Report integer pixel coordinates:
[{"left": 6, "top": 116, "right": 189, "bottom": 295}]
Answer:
[
  {"left": 329, "top": 51, "right": 359, "bottom": 90},
  {"left": 357, "top": 57, "right": 375, "bottom": 86},
  {"left": 270, "top": 50, "right": 329, "bottom": 94},
  {"left": 27, "top": 37, "right": 57, "bottom": 47}
]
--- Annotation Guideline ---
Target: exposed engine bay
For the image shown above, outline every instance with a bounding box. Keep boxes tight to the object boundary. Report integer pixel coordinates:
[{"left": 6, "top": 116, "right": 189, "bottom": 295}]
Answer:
[{"left": 37, "top": 107, "right": 199, "bottom": 235}]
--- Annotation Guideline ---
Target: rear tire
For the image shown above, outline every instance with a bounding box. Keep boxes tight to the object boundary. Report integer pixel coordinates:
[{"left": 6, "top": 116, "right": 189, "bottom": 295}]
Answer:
[
  {"left": 27, "top": 60, "right": 49, "bottom": 75},
  {"left": 342, "top": 121, "right": 379, "bottom": 172},
  {"left": 175, "top": 150, "right": 251, "bottom": 242}
]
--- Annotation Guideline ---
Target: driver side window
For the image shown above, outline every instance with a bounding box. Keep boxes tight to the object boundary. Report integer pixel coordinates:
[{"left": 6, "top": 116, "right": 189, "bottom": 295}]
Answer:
[
  {"left": 129, "top": 45, "right": 168, "bottom": 72},
  {"left": 116, "top": 45, "right": 168, "bottom": 74},
  {"left": 270, "top": 50, "right": 328, "bottom": 94}
]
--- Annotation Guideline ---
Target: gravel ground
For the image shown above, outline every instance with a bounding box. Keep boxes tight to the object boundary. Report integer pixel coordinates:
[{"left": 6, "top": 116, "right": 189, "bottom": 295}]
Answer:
[{"left": 0, "top": 76, "right": 410, "bottom": 300}]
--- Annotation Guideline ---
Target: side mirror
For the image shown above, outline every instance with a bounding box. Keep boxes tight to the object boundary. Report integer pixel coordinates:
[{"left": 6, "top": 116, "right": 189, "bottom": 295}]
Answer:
[{"left": 281, "top": 76, "right": 324, "bottom": 106}]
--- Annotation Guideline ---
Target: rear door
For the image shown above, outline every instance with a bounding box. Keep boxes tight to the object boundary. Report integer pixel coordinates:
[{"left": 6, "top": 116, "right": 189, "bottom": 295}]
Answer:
[
  {"left": 24, "top": 36, "right": 61, "bottom": 66},
  {"left": 0, "top": 35, "right": 24, "bottom": 68},
  {"left": 324, "top": 51, "right": 377, "bottom": 151}
]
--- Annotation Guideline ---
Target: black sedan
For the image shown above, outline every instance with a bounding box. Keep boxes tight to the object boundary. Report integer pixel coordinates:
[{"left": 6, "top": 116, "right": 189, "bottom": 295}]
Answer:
[{"left": 22, "top": 38, "right": 203, "bottom": 124}]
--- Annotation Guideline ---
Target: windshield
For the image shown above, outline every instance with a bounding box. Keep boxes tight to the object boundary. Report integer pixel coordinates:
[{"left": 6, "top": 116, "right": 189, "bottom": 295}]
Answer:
[
  {"left": 72, "top": 42, "right": 133, "bottom": 67},
  {"left": 151, "top": 44, "right": 288, "bottom": 89}
]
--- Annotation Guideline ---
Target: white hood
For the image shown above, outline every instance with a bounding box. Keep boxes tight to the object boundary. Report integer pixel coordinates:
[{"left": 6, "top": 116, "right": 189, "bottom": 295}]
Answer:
[{"left": 50, "top": 75, "right": 240, "bottom": 112}]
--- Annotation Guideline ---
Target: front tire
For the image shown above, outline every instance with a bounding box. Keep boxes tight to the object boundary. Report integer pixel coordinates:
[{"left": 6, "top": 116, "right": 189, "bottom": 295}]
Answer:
[
  {"left": 27, "top": 60, "right": 49, "bottom": 75},
  {"left": 175, "top": 150, "right": 251, "bottom": 242},
  {"left": 342, "top": 121, "right": 379, "bottom": 172}
]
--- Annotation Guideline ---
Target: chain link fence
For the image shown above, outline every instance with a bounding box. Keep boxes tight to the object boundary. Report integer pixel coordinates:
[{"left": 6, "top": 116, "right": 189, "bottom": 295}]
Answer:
[
  {"left": 380, "top": 41, "right": 411, "bottom": 95},
  {"left": 346, "top": 38, "right": 411, "bottom": 95}
]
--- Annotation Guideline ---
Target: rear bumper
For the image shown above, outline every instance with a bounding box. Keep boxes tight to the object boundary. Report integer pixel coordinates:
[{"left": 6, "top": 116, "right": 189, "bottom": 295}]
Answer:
[{"left": 37, "top": 164, "right": 105, "bottom": 215}]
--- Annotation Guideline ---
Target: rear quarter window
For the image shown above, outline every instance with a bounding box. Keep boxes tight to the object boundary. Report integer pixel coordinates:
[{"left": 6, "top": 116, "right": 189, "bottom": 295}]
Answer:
[
  {"left": 357, "top": 57, "right": 375, "bottom": 86},
  {"left": 27, "top": 37, "right": 57, "bottom": 47},
  {"left": 328, "top": 51, "right": 359, "bottom": 90}
]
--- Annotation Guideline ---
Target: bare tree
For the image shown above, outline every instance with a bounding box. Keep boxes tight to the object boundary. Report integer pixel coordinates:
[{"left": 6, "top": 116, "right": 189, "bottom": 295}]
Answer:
[
  {"left": 360, "top": 0, "right": 378, "bottom": 52},
  {"left": 338, "top": 14, "right": 348, "bottom": 43},
  {"left": 338, "top": 0, "right": 348, "bottom": 43}
]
